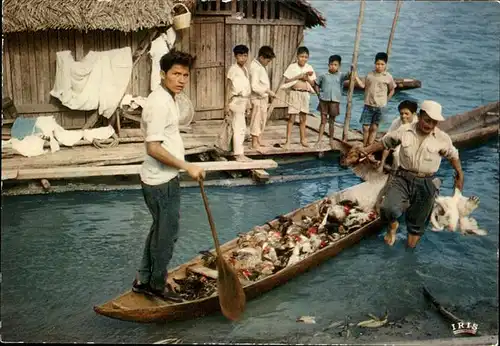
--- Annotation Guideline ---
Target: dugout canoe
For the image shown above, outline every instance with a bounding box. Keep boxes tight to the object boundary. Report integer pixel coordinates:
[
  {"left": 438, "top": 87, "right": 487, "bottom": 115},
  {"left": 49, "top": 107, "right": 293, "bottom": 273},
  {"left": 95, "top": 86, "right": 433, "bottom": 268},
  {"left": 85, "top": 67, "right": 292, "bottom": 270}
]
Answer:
[
  {"left": 376, "top": 101, "right": 499, "bottom": 148},
  {"left": 439, "top": 101, "right": 499, "bottom": 148},
  {"left": 343, "top": 77, "right": 421, "bottom": 91},
  {"left": 93, "top": 180, "right": 385, "bottom": 323}
]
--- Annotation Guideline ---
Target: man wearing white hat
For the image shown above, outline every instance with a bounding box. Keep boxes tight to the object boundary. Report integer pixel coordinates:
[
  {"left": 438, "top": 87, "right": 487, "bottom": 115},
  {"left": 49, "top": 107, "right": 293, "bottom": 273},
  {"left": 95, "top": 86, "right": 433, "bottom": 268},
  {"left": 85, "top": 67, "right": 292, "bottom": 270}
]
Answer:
[{"left": 355, "top": 100, "right": 464, "bottom": 248}]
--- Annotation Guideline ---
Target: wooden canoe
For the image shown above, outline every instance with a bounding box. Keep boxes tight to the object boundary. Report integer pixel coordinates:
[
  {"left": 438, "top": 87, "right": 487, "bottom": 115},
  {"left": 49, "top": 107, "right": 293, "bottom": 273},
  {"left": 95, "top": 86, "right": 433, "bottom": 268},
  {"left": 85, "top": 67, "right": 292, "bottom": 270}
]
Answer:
[
  {"left": 376, "top": 101, "right": 499, "bottom": 148},
  {"left": 93, "top": 180, "right": 386, "bottom": 323},
  {"left": 343, "top": 77, "right": 422, "bottom": 91},
  {"left": 439, "top": 101, "right": 499, "bottom": 148}
]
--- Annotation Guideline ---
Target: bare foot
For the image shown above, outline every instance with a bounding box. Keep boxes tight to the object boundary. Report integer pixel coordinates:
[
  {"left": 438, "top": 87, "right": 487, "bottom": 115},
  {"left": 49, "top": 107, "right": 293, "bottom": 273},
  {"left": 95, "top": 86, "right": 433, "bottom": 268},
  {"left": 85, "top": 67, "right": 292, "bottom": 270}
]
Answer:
[
  {"left": 384, "top": 221, "right": 399, "bottom": 246},
  {"left": 329, "top": 140, "right": 335, "bottom": 150},
  {"left": 235, "top": 155, "right": 251, "bottom": 162},
  {"left": 301, "top": 141, "right": 310, "bottom": 148},
  {"left": 314, "top": 141, "right": 322, "bottom": 149},
  {"left": 255, "top": 146, "right": 267, "bottom": 154},
  {"left": 282, "top": 142, "right": 291, "bottom": 149}
]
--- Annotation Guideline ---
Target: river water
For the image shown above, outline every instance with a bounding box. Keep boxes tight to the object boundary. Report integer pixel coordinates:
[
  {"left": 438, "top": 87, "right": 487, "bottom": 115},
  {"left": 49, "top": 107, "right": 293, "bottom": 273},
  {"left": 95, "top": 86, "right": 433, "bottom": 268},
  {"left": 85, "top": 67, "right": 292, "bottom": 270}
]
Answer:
[{"left": 1, "top": 1, "right": 499, "bottom": 343}]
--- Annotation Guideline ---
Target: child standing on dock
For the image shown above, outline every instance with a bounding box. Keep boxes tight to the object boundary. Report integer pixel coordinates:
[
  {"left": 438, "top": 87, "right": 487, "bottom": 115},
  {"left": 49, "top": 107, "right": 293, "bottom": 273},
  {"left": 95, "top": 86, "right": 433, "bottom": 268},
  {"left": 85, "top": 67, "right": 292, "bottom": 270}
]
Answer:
[
  {"left": 314, "top": 54, "right": 352, "bottom": 150},
  {"left": 355, "top": 52, "right": 396, "bottom": 148},
  {"left": 282, "top": 46, "right": 317, "bottom": 149},
  {"left": 225, "top": 44, "right": 252, "bottom": 162},
  {"left": 249, "top": 45, "right": 276, "bottom": 153},
  {"left": 133, "top": 50, "right": 205, "bottom": 302},
  {"left": 377, "top": 100, "right": 418, "bottom": 172}
]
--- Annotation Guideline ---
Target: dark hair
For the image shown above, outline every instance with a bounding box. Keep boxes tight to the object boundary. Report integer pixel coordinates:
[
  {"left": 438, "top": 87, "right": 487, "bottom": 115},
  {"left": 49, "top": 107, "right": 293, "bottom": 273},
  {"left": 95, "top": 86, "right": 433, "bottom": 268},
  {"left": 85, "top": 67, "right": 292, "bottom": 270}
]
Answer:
[
  {"left": 258, "top": 46, "right": 276, "bottom": 59},
  {"left": 398, "top": 100, "right": 418, "bottom": 114},
  {"left": 375, "top": 52, "right": 388, "bottom": 63},
  {"left": 329, "top": 55, "right": 341, "bottom": 64},
  {"left": 160, "top": 49, "right": 196, "bottom": 73},
  {"left": 233, "top": 44, "right": 249, "bottom": 55},
  {"left": 297, "top": 46, "right": 309, "bottom": 56}
]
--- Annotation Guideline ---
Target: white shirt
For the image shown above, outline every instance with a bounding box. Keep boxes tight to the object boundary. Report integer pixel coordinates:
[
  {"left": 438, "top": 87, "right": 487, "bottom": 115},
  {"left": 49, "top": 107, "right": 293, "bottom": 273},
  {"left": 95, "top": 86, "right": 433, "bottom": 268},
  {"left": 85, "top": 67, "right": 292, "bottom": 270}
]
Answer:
[
  {"left": 227, "top": 63, "right": 251, "bottom": 98},
  {"left": 382, "top": 122, "right": 459, "bottom": 174},
  {"left": 387, "top": 116, "right": 418, "bottom": 133},
  {"left": 140, "top": 86, "right": 185, "bottom": 185},
  {"left": 249, "top": 59, "right": 271, "bottom": 99},
  {"left": 282, "top": 62, "right": 317, "bottom": 93}
]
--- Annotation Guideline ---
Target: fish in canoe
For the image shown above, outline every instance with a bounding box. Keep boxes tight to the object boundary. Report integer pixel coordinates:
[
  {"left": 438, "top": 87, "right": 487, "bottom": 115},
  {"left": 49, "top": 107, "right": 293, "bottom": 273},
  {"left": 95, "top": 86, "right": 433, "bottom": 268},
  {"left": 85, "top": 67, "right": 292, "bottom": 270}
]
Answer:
[{"left": 93, "top": 179, "right": 388, "bottom": 323}]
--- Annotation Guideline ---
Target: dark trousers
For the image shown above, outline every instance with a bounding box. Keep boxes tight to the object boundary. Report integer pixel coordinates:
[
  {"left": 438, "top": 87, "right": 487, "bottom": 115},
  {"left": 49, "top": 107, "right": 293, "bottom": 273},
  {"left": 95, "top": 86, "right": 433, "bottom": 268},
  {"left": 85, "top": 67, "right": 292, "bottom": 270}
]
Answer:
[
  {"left": 380, "top": 170, "right": 437, "bottom": 235},
  {"left": 138, "top": 177, "right": 180, "bottom": 291}
]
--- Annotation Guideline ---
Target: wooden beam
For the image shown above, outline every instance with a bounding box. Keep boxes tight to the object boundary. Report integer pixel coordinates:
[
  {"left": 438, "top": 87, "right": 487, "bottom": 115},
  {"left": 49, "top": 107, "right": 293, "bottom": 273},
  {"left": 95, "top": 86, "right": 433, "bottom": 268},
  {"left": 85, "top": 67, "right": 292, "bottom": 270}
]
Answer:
[
  {"left": 16, "top": 103, "right": 69, "bottom": 114},
  {"left": 225, "top": 18, "right": 304, "bottom": 25},
  {"left": 3, "top": 159, "right": 278, "bottom": 181},
  {"left": 252, "top": 169, "right": 270, "bottom": 182}
]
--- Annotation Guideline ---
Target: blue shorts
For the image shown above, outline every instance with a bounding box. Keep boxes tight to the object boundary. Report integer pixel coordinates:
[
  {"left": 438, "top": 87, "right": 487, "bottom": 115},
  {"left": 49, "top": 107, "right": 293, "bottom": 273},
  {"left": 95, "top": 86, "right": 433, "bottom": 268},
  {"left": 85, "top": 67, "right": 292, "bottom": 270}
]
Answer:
[{"left": 359, "top": 105, "right": 383, "bottom": 125}]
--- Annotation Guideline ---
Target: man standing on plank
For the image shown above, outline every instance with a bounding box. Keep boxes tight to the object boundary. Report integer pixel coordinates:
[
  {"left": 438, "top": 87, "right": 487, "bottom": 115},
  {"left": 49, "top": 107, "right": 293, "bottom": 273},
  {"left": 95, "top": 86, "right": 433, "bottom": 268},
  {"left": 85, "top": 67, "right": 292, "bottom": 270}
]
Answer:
[{"left": 132, "top": 50, "right": 206, "bottom": 302}]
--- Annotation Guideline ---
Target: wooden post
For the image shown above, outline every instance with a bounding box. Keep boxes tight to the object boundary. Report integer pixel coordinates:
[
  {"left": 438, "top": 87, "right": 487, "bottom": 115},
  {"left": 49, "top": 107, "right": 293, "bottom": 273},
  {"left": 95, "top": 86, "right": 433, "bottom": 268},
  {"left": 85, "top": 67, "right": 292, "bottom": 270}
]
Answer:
[
  {"left": 343, "top": 0, "right": 365, "bottom": 142},
  {"left": 386, "top": 0, "right": 402, "bottom": 62}
]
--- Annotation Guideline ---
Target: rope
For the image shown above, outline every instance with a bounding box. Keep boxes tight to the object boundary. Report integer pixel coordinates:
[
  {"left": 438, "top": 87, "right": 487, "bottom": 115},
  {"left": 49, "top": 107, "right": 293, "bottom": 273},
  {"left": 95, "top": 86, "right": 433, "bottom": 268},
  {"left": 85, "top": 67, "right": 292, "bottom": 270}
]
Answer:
[{"left": 92, "top": 133, "right": 120, "bottom": 149}]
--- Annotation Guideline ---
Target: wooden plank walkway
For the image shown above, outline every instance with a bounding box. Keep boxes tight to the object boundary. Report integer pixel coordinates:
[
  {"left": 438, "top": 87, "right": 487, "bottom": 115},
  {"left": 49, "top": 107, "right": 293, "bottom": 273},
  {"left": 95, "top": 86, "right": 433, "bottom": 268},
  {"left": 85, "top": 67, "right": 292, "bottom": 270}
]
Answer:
[{"left": 1, "top": 117, "right": 364, "bottom": 184}]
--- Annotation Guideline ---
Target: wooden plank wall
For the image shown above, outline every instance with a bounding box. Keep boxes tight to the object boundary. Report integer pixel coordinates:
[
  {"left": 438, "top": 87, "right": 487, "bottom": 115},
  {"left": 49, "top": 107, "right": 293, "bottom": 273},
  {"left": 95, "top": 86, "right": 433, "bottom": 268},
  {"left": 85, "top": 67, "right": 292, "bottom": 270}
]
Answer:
[
  {"left": 2, "top": 1, "right": 305, "bottom": 126},
  {"left": 2, "top": 29, "right": 151, "bottom": 129}
]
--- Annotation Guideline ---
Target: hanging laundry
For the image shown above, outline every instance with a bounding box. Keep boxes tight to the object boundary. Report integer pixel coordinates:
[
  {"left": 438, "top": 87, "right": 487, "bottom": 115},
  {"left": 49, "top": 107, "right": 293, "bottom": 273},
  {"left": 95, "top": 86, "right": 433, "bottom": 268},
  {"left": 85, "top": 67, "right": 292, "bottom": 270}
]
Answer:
[
  {"left": 50, "top": 47, "right": 132, "bottom": 119},
  {"left": 149, "top": 28, "right": 176, "bottom": 92}
]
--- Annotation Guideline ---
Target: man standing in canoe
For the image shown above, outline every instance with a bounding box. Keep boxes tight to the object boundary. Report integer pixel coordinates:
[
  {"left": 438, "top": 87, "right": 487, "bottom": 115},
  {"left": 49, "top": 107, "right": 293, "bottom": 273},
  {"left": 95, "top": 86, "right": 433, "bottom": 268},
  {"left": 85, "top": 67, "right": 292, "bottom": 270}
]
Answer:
[
  {"left": 133, "top": 50, "right": 205, "bottom": 302},
  {"left": 355, "top": 100, "right": 464, "bottom": 248}
]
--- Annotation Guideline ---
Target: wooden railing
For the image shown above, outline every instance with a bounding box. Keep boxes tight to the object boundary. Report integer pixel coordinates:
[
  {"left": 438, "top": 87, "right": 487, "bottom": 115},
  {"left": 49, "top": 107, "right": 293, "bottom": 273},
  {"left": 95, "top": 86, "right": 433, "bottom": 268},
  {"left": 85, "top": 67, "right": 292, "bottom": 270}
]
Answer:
[{"left": 196, "top": 0, "right": 280, "bottom": 20}]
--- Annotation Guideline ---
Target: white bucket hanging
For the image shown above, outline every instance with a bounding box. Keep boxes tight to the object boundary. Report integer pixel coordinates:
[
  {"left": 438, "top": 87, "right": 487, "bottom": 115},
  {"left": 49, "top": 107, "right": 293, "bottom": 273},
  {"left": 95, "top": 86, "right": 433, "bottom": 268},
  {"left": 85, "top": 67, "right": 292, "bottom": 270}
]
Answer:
[{"left": 172, "top": 3, "right": 191, "bottom": 30}]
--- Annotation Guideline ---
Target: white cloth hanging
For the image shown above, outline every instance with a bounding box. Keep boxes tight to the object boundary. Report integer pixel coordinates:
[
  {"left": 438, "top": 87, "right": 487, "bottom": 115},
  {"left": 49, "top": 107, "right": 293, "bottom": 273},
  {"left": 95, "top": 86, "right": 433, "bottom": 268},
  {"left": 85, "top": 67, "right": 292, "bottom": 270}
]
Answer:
[
  {"left": 50, "top": 47, "right": 133, "bottom": 119},
  {"left": 149, "top": 28, "right": 176, "bottom": 91}
]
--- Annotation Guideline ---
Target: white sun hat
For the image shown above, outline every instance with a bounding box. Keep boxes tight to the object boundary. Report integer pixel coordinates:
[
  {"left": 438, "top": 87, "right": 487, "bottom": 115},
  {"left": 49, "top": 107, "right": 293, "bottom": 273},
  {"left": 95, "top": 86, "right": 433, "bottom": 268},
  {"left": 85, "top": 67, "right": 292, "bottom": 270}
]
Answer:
[{"left": 420, "top": 100, "right": 445, "bottom": 121}]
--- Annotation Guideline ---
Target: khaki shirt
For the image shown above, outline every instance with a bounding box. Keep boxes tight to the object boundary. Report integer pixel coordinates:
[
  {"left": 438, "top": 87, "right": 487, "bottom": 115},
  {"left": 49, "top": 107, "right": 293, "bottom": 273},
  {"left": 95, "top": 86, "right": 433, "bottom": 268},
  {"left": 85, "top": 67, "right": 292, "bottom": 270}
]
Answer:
[
  {"left": 140, "top": 86, "right": 185, "bottom": 186},
  {"left": 381, "top": 123, "right": 459, "bottom": 174},
  {"left": 363, "top": 71, "right": 396, "bottom": 107},
  {"left": 249, "top": 59, "right": 271, "bottom": 100},
  {"left": 227, "top": 63, "right": 251, "bottom": 99}
]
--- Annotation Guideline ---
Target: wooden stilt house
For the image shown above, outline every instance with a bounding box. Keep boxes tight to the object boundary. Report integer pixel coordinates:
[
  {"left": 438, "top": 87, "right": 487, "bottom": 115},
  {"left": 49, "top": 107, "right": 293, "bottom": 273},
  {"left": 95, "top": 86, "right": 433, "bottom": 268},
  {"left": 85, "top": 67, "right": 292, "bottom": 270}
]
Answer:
[{"left": 2, "top": 0, "right": 325, "bottom": 133}]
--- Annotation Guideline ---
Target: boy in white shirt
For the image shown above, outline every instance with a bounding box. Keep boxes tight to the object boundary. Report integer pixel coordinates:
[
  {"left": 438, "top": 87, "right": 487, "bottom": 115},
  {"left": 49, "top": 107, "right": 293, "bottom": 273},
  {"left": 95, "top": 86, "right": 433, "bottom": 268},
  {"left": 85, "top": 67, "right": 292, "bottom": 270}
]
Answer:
[
  {"left": 249, "top": 45, "right": 276, "bottom": 153},
  {"left": 282, "top": 46, "right": 317, "bottom": 148},
  {"left": 225, "top": 44, "right": 251, "bottom": 161}
]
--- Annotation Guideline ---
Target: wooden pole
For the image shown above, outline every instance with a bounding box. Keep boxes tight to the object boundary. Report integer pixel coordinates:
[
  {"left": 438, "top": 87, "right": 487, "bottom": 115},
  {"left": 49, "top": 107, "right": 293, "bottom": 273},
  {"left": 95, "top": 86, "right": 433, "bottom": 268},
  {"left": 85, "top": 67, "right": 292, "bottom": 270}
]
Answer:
[
  {"left": 343, "top": 0, "right": 366, "bottom": 141},
  {"left": 386, "top": 0, "right": 402, "bottom": 61}
]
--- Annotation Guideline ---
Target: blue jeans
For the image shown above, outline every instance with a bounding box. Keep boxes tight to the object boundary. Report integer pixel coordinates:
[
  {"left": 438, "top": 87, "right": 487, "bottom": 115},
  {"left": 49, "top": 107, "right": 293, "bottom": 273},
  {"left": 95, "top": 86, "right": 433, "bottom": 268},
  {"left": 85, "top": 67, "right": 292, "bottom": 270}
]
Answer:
[
  {"left": 359, "top": 105, "right": 384, "bottom": 125},
  {"left": 138, "top": 177, "right": 180, "bottom": 291}
]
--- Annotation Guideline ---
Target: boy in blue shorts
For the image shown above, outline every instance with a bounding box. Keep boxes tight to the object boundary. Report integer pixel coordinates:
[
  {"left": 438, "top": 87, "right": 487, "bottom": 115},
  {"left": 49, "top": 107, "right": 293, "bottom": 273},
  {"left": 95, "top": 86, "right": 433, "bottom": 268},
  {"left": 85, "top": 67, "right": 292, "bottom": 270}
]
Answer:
[
  {"left": 355, "top": 52, "right": 396, "bottom": 148},
  {"left": 314, "top": 54, "right": 352, "bottom": 150}
]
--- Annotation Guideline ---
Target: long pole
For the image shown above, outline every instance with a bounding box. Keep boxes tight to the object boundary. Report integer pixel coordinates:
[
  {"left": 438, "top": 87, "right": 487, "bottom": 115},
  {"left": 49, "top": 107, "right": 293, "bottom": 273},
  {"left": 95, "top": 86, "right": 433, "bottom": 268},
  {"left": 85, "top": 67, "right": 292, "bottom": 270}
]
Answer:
[
  {"left": 386, "top": 0, "right": 402, "bottom": 61},
  {"left": 343, "top": 0, "right": 366, "bottom": 141}
]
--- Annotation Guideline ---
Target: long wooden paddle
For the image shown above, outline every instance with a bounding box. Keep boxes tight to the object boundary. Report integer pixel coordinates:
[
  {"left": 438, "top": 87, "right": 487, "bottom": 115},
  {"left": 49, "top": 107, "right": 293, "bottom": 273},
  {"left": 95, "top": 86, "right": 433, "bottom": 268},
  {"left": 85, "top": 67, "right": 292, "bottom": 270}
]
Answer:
[{"left": 198, "top": 180, "right": 246, "bottom": 321}]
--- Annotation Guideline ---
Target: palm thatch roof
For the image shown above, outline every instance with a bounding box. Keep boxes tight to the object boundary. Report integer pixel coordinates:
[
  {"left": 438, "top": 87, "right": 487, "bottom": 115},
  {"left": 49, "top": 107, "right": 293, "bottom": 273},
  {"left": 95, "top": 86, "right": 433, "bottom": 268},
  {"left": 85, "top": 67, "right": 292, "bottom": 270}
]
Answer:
[
  {"left": 2, "top": 0, "right": 196, "bottom": 33},
  {"left": 280, "top": 0, "right": 326, "bottom": 28},
  {"left": 2, "top": 0, "right": 324, "bottom": 33}
]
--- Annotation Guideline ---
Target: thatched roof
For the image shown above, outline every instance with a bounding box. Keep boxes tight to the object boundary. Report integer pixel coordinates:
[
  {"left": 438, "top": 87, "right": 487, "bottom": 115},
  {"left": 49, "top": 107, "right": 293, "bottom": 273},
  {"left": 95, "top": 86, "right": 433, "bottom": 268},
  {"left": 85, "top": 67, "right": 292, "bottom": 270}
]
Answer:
[
  {"left": 2, "top": 0, "right": 196, "bottom": 33},
  {"left": 280, "top": 0, "right": 326, "bottom": 28},
  {"left": 2, "top": 0, "right": 324, "bottom": 33}
]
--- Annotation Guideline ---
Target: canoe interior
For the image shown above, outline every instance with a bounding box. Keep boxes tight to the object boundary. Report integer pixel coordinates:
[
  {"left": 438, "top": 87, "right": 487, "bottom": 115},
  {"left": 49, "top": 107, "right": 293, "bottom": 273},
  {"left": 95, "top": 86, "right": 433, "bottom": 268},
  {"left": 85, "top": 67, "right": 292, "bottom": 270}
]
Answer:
[{"left": 93, "top": 179, "right": 388, "bottom": 323}]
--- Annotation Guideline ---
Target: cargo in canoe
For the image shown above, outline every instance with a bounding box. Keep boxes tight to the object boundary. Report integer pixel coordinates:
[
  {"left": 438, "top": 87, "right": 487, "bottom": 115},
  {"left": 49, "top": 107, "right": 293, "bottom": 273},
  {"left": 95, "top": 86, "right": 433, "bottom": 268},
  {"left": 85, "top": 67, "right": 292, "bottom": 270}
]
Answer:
[
  {"left": 343, "top": 77, "right": 421, "bottom": 91},
  {"left": 93, "top": 179, "right": 388, "bottom": 323}
]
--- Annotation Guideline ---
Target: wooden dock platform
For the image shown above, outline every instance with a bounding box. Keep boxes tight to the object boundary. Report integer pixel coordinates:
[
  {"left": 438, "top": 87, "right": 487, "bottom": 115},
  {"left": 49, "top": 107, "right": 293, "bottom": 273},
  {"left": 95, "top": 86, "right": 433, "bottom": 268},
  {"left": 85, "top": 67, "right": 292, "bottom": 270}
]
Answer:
[{"left": 1, "top": 116, "right": 365, "bottom": 195}]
